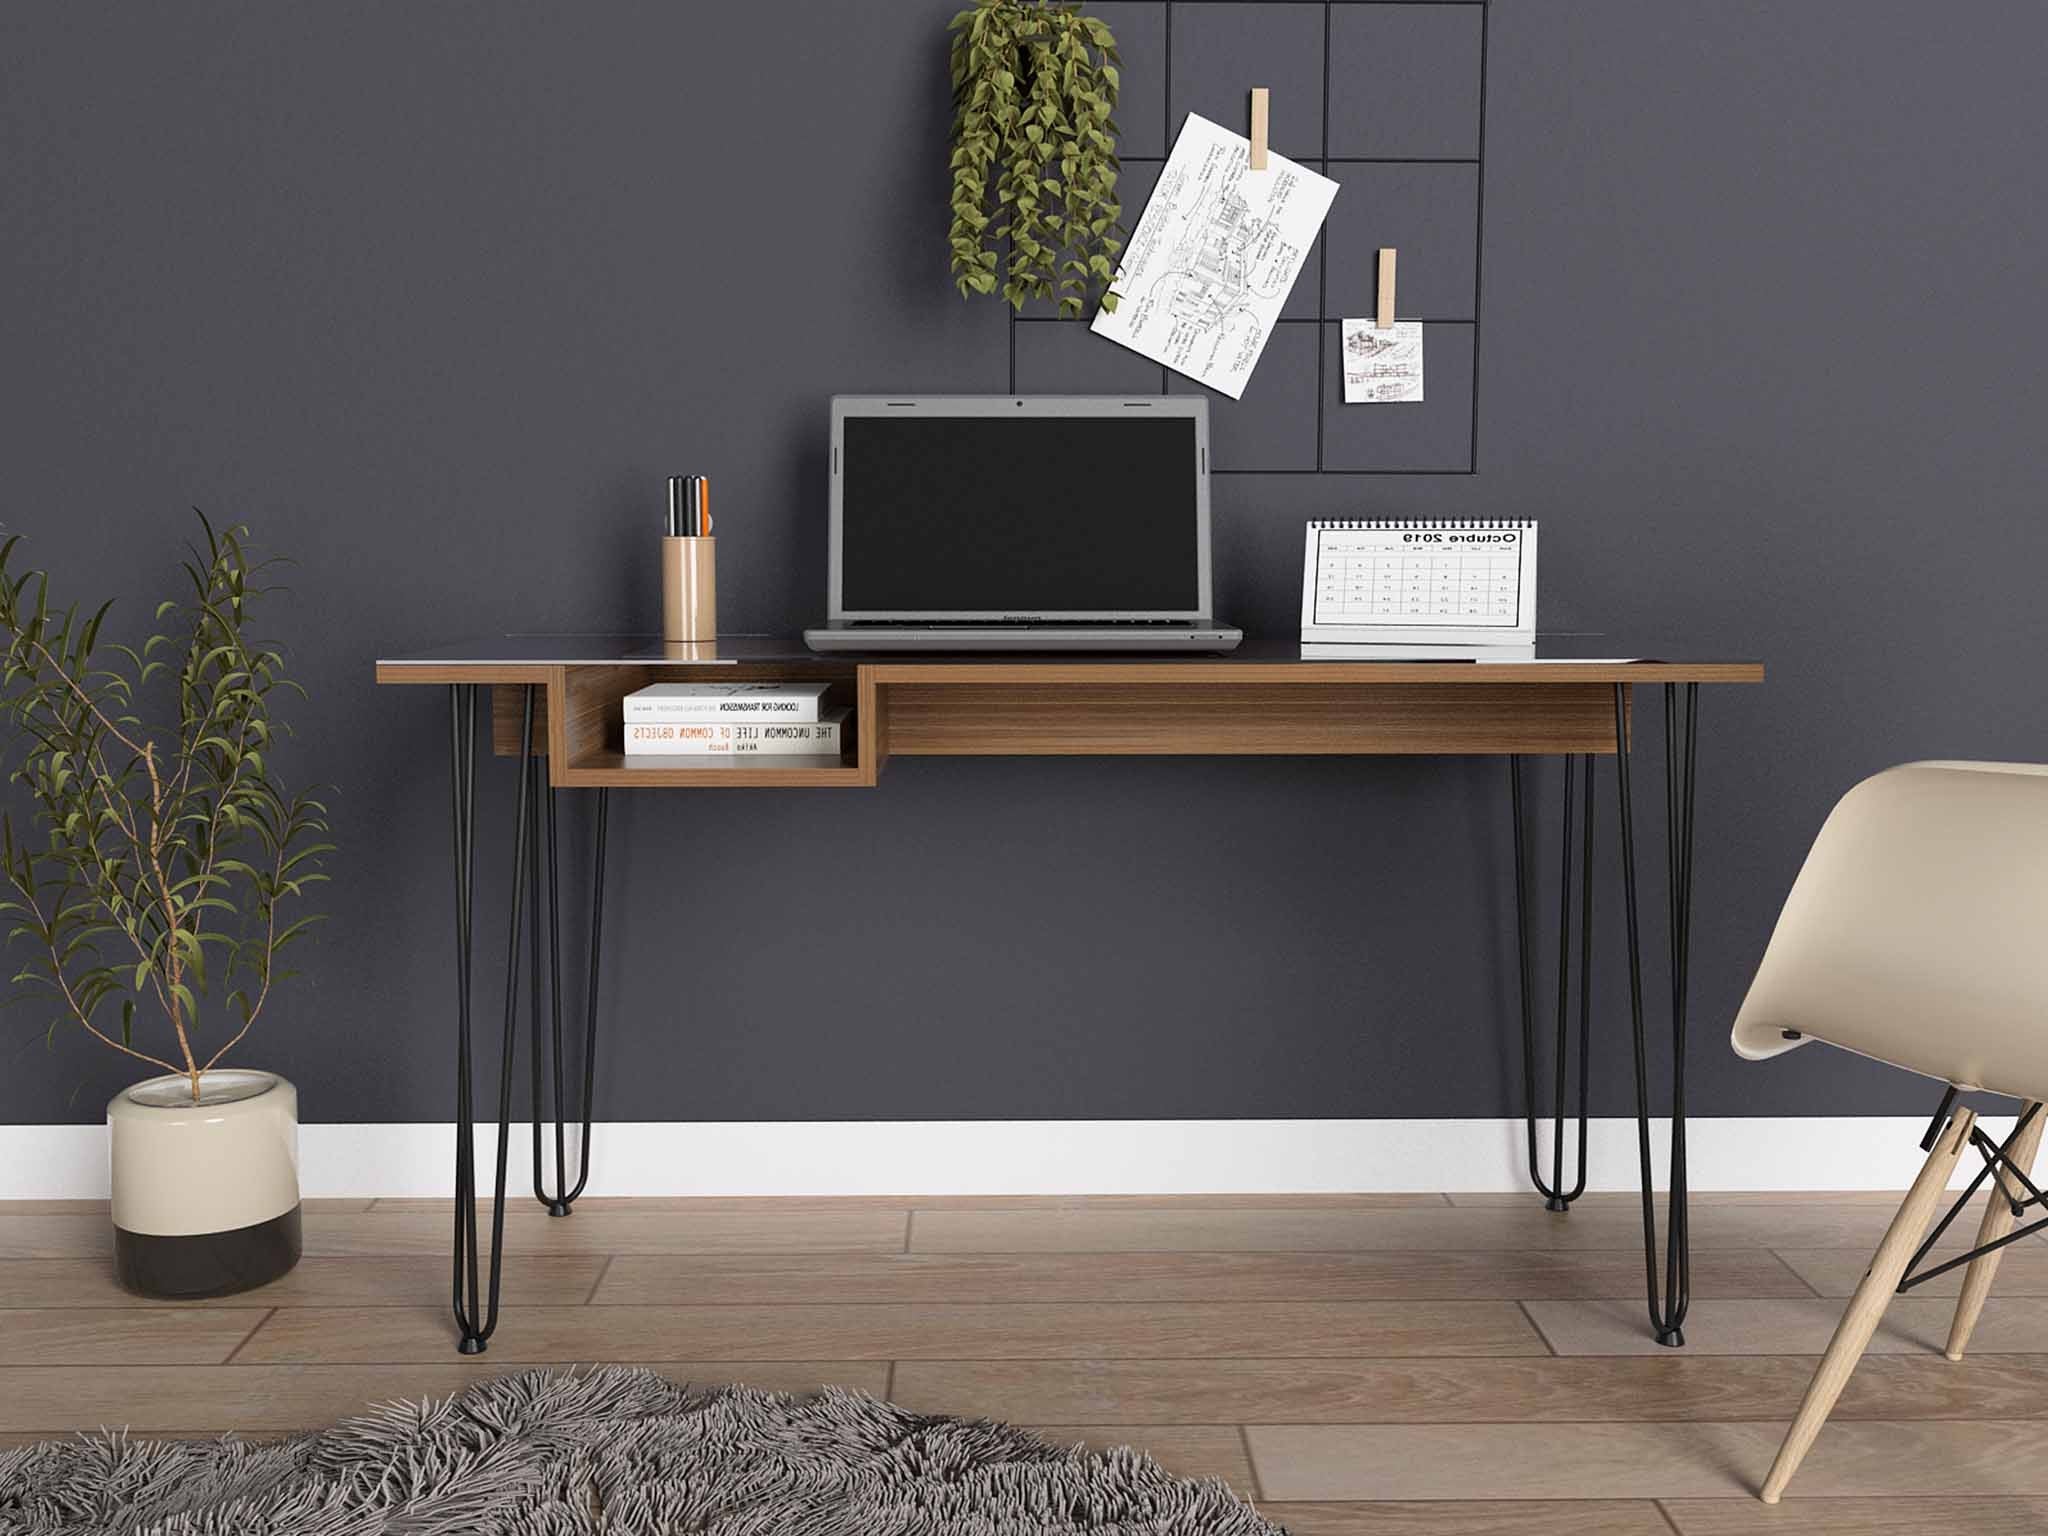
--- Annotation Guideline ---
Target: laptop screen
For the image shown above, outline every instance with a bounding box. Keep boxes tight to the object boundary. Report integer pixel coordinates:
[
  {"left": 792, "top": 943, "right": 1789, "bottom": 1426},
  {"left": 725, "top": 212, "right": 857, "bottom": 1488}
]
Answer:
[{"left": 838, "top": 413, "right": 1201, "bottom": 616}]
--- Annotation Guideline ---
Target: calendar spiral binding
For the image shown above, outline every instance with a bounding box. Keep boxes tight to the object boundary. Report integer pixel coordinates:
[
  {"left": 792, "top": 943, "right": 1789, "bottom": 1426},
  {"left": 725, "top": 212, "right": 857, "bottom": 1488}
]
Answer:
[{"left": 1308, "top": 518, "right": 1538, "bottom": 530}]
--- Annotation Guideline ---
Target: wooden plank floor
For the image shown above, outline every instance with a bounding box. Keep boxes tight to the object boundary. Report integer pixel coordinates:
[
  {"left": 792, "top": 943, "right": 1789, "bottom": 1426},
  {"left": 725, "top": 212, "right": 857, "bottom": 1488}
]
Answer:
[{"left": 2, "top": 1191, "right": 2043, "bottom": 1531}]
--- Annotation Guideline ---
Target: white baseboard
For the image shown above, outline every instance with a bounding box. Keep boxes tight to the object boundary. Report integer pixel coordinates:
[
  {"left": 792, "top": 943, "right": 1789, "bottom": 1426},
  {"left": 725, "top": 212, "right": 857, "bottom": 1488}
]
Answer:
[{"left": 0, "top": 1116, "right": 2018, "bottom": 1200}]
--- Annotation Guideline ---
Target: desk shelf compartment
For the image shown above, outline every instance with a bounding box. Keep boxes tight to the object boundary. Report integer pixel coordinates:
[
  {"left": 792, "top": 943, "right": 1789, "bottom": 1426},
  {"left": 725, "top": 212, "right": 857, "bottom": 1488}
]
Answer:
[{"left": 497, "top": 664, "right": 874, "bottom": 788}]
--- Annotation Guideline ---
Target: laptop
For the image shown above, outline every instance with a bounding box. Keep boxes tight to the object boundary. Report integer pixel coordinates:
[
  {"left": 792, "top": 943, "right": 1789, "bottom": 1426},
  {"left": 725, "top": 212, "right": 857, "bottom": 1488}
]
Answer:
[{"left": 804, "top": 395, "right": 1243, "bottom": 653}]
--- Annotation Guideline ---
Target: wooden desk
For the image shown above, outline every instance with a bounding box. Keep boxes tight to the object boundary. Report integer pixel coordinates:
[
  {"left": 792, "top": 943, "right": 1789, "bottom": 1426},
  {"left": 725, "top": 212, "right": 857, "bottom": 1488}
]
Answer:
[{"left": 376, "top": 637, "right": 1763, "bottom": 1353}]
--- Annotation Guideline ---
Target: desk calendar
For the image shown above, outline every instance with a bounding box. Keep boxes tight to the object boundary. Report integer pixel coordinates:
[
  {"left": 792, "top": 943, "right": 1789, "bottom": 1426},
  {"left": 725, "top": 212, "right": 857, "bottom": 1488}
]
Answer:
[{"left": 1300, "top": 519, "right": 1538, "bottom": 659}]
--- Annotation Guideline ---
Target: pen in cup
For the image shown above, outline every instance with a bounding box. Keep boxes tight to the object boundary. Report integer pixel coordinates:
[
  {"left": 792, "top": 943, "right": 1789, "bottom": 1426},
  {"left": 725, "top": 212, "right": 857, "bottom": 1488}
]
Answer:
[{"left": 665, "top": 474, "right": 716, "bottom": 537}]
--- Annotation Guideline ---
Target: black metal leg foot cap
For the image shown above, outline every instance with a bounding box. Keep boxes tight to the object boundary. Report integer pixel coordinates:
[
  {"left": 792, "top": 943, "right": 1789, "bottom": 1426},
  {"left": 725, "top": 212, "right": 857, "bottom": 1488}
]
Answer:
[
  {"left": 458, "top": 1335, "right": 487, "bottom": 1355},
  {"left": 1655, "top": 1326, "right": 1685, "bottom": 1348},
  {"left": 547, "top": 1199, "right": 572, "bottom": 1218},
  {"left": 1543, "top": 1194, "right": 1572, "bottom": 1213}
]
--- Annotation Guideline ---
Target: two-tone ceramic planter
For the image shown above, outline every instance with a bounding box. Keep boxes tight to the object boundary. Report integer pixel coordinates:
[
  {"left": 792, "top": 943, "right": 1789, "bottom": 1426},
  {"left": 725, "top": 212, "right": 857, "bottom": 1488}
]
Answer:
[{"left": 108, "top": 1069, "right": 302, "bottom": 1297}]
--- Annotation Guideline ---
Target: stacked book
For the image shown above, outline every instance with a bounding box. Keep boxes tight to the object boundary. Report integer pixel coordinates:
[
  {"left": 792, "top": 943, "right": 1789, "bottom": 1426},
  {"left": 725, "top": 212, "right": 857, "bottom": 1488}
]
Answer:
[{"left": 622, "top": 682, "right": 847, "bottom": 759}]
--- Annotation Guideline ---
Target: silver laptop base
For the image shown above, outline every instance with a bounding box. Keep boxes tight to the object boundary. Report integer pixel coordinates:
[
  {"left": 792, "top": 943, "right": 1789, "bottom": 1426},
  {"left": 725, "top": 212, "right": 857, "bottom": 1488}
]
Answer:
[{"left": 805, "top": 623, "right": 1243, "bottom": 654}]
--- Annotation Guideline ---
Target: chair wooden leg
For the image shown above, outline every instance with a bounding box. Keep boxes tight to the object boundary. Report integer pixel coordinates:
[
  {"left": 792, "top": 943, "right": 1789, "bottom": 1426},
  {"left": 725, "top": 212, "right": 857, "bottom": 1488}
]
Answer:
[
  {"left": 1759, "top": 1107, "right": 1975, "bottom": 1504},
  {"left": 1945, "top": 1102, "right": 2044, "bottom": 1361}
]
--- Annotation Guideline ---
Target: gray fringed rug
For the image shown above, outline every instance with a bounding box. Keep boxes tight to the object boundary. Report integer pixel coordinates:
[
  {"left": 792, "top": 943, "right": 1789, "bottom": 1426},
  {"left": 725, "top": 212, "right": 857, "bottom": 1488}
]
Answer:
[{"left": 0, "top": 1366, "right": 1282, "bottom": 1535}]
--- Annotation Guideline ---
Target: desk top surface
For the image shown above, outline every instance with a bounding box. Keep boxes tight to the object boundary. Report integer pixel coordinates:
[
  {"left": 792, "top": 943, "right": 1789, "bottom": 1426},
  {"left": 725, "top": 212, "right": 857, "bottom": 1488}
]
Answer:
[{"left": 374, "top": 634, "right": 1763, "bottom": 686}]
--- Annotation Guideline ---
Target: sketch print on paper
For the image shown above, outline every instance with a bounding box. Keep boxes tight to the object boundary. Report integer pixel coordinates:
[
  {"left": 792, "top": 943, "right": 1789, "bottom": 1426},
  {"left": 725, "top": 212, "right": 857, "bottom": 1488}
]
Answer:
[
  {"left": 1091, "top": 113, "right": 1339, "bottom": 399},
  {"left": 1342, "top": 319, "right": 1425, "bottom": 403}
]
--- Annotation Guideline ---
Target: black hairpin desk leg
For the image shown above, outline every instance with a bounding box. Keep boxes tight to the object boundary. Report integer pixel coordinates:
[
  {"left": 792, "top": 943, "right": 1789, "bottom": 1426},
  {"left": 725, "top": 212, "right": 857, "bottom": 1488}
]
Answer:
[
  {"left": 1512, "top": 753, "right": 1597, "bottom": 1212},
  {"left": 533, "top": 782, "right": 609, "bottom": 1217},
  {"left": 449, "top": 682, "right": 532, "bottom": 1354},
  {"left": 1614, "top": 681, "right": 1697, "bottom": 1348},
  {"left": 449, "top": 682, "right": 612, "bottom": 1350}
]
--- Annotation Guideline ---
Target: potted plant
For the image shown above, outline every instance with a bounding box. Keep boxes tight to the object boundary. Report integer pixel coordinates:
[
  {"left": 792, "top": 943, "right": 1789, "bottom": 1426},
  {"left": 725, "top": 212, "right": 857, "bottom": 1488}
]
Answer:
[
  {"left": 949, "top": 0, "right": 1126, "bottom": 317},
  {"left": 0, "top": 513, "right": 330, "bottom": 1297}
]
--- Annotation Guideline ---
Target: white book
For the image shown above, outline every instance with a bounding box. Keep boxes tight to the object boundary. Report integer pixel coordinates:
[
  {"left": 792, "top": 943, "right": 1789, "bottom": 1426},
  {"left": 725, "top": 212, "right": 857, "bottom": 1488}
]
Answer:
[
  {"left": 624, "top": 705, "right": 848, "bottom": 756},
  {"left": 622, "top": 681, "right": 830, "bottom": 722}
]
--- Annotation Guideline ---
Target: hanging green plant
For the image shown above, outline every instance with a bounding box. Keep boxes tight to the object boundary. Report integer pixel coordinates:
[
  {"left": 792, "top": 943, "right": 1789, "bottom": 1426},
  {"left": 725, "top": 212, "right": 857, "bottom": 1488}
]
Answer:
[{"left": 949, "top": 0, "right": 1124, "bottom": 318}]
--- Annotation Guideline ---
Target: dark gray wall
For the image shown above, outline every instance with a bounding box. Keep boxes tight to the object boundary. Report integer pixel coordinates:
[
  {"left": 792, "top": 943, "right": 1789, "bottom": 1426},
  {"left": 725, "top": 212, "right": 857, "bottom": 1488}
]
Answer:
[{"left": 4, "top": 1, "right": 2044, "bottom": 1126}]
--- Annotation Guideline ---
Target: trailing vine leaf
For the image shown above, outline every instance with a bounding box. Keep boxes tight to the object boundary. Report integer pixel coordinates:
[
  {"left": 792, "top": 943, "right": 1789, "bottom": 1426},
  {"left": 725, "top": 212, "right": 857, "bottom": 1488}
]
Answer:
[
  {"left": 950, "top": 0, "right": 1125, "bottom": 318},
  {"left": 0, "top": 512, "right": 332, "bottom": 1103}
]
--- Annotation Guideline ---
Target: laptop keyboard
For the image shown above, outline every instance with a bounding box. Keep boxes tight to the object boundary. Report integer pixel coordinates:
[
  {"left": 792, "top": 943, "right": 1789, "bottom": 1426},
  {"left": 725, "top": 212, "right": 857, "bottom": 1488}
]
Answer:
[{"left": 844, "top": 619, "right": 1194, "bottom": 628}]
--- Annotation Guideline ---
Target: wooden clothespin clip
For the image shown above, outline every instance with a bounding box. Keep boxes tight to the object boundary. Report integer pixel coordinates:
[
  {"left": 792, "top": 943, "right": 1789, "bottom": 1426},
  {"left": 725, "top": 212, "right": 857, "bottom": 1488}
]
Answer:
[
  {"left": 1248, "top": 88, "right": 1269, "bottom": 170},
  {"left": 1376, "top": 247, "right": 1398, "bottom": 329}
]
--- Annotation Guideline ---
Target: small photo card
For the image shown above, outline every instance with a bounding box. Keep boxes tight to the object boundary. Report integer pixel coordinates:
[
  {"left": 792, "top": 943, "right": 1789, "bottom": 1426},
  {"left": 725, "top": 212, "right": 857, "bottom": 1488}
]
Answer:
[{"left": 1341, "top": 319, "right": 1424, "bottom": 403}]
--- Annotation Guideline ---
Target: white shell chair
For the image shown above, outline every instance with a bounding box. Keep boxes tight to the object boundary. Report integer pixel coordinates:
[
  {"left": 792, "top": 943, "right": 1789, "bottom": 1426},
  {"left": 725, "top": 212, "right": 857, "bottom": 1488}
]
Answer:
[{"left": 1732, "top": 761, "right": 2048, "bottom": 1503}]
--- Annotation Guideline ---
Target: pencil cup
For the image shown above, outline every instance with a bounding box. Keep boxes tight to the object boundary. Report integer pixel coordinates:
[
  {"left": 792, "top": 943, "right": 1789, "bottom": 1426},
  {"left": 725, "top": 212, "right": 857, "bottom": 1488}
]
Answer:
[{"left": 661, "top": 537, "right": 716, "bottom": 644}]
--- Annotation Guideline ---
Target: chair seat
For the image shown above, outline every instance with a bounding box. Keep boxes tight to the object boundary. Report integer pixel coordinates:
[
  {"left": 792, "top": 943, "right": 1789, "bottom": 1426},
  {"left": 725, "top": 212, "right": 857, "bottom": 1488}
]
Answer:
[{"left": 1732, "top": 761, "right": 2048, "bottom": 1101}]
